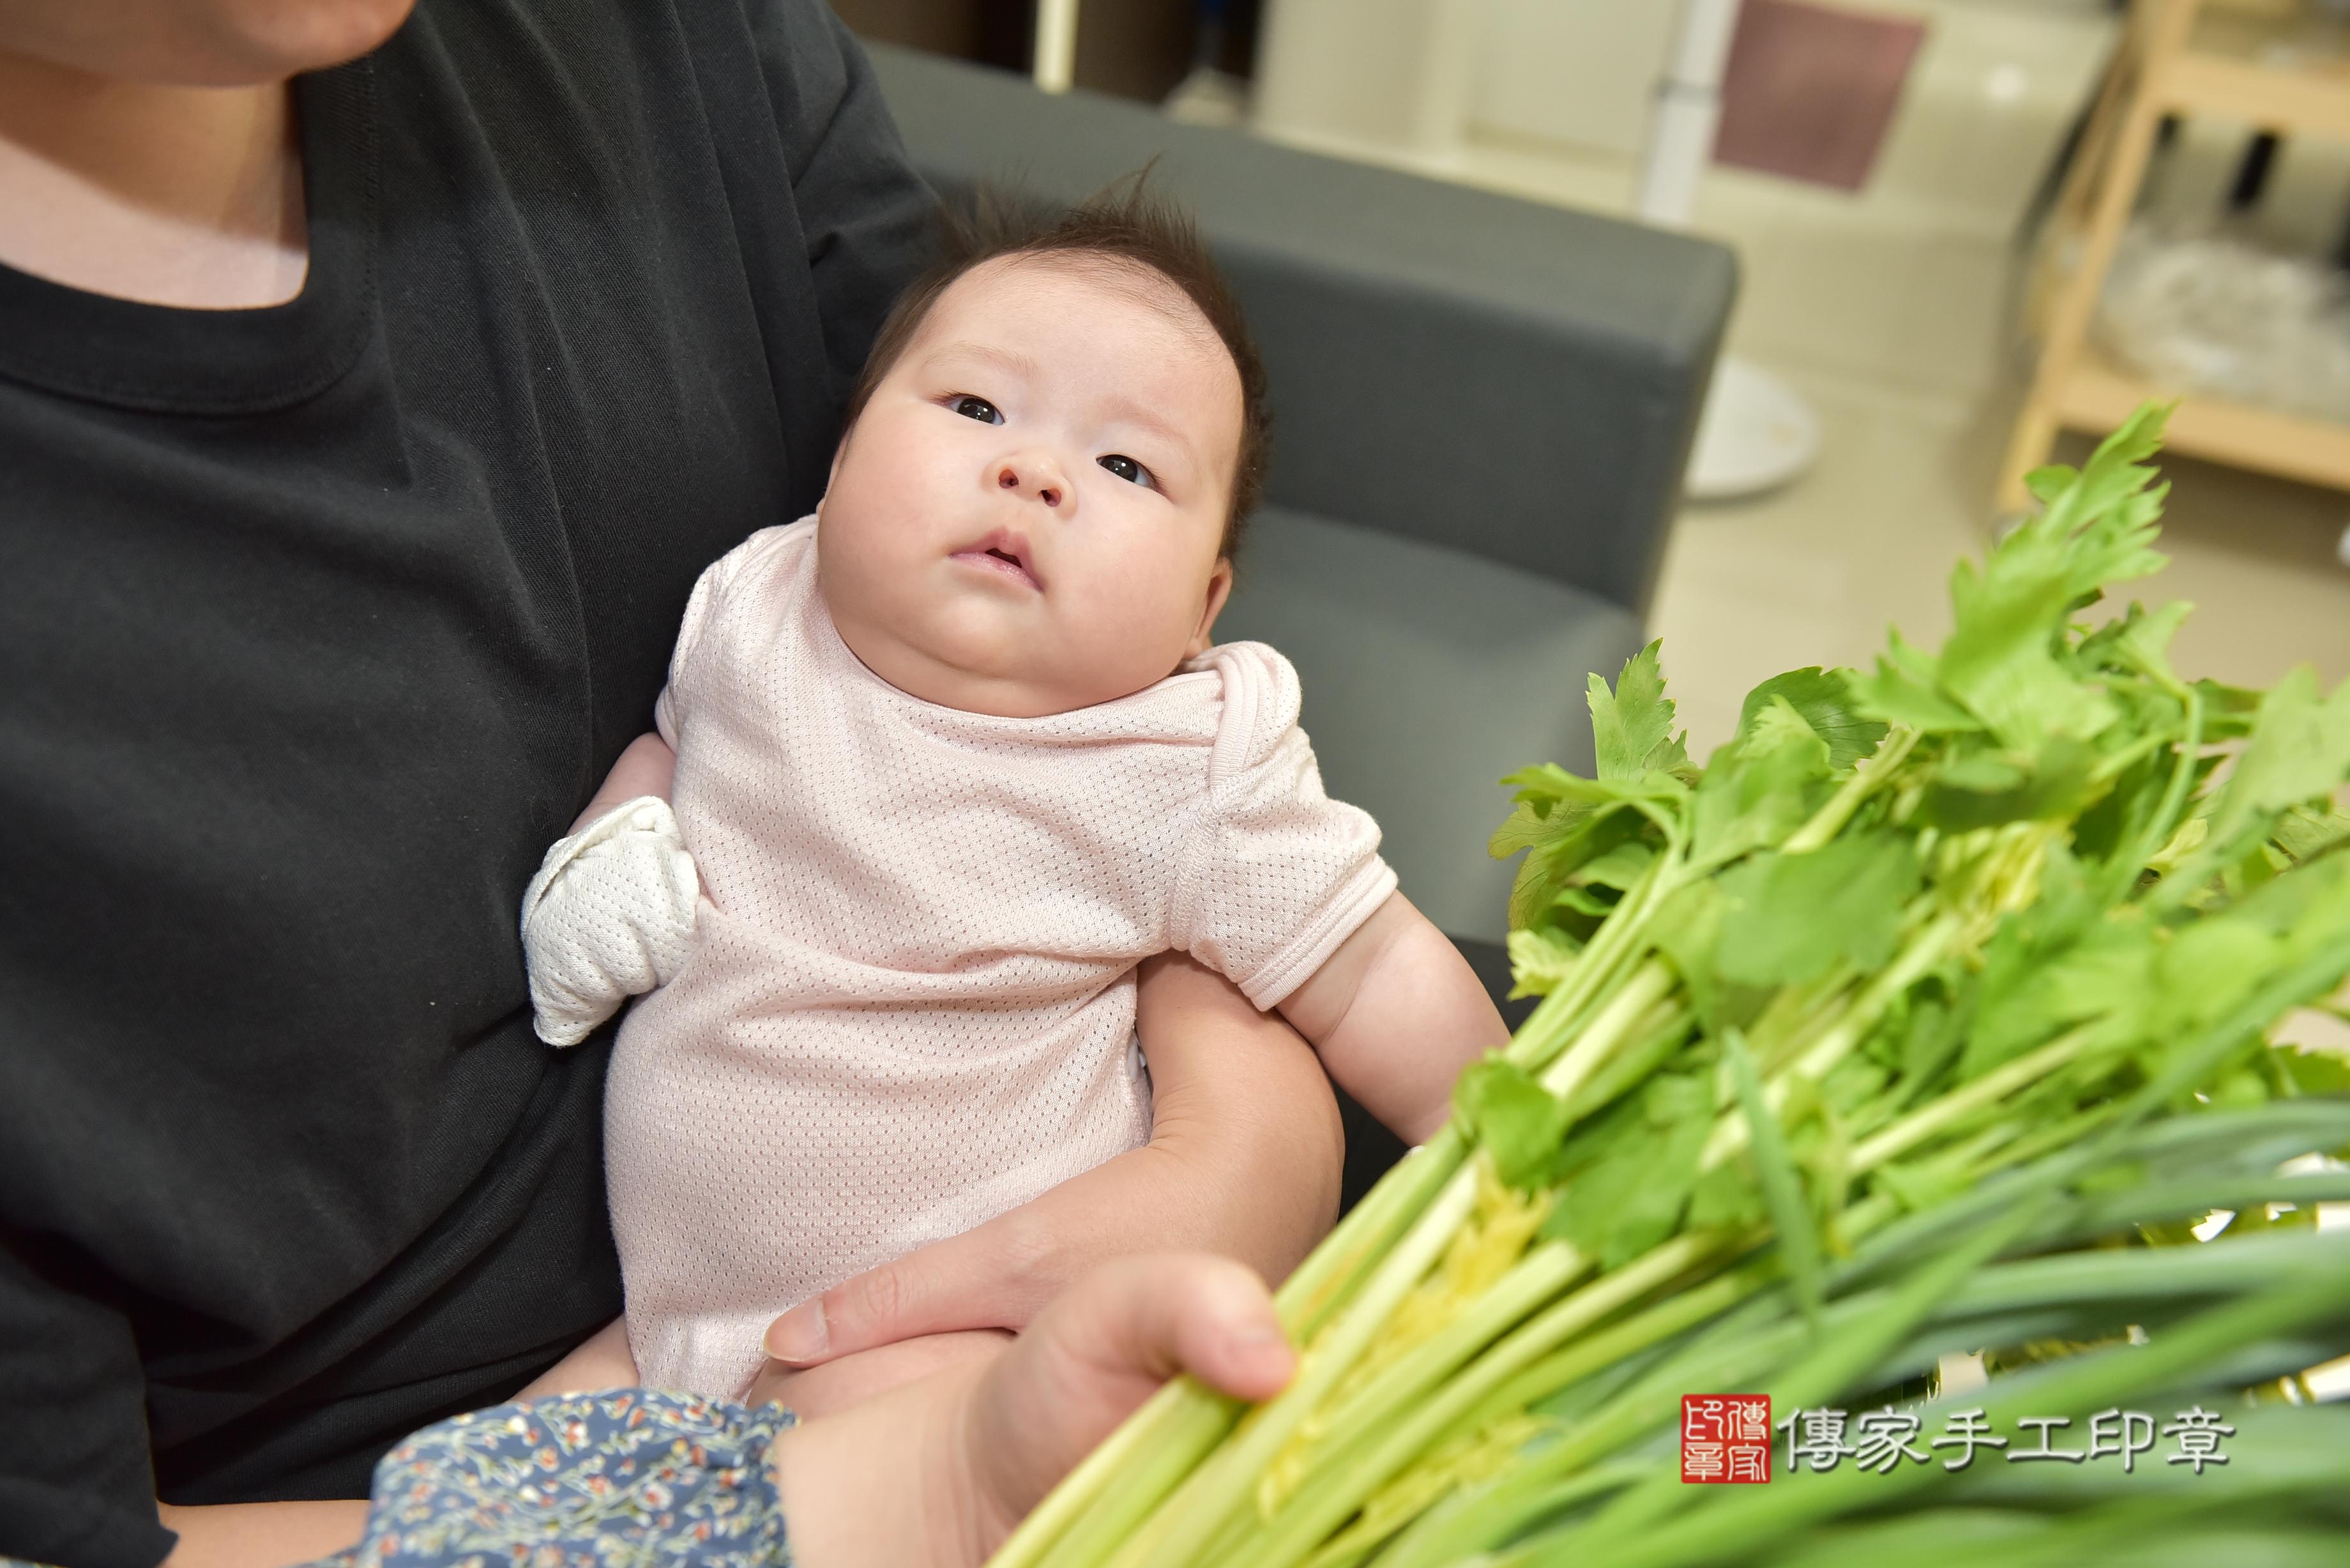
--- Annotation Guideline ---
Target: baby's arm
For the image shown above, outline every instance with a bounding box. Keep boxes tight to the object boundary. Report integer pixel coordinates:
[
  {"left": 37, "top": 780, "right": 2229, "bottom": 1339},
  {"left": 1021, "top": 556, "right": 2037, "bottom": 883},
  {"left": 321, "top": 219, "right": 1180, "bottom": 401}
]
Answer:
[
  {"left": 572, "top": 730, "right": 677, "bottom": 829},
  {"left": 1277, "top": 892, "right": 1510, "bottom": 1145},
  {"left": 512, "top": 1316, "right": 641, "bottom": 1399}
]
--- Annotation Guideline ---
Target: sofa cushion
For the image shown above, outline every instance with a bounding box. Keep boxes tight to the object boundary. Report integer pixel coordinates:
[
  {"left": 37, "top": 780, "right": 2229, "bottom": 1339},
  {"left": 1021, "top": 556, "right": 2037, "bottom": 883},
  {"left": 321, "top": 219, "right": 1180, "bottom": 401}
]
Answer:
[{"left": 1215, "top": 506, "right": 1646, "bottom": 947}]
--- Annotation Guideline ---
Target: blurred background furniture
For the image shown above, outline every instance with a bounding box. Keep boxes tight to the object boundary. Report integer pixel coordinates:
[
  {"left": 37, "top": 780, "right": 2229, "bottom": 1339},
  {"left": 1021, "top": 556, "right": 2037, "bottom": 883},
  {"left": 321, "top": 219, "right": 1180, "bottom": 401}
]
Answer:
[
  {"left": 869, "top": 44, "right": 1737, "bottom": 1195},
  {"left": 2005, "top": 0, "right": 2350, "bottom": 531},
  {"left": 1639, "top": 0, "right": 1824, "bottom": 501},
  {"left": 833, "top": 0, "right": 1261, "bottom": 103}
]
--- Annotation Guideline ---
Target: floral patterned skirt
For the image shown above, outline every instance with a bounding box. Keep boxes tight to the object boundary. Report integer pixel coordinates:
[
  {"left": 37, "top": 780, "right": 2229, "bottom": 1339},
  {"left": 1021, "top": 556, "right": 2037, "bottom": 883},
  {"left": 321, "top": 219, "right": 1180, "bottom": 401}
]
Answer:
[{"left": 307, "top": 1390, "right": 794, "bottom": 1567}]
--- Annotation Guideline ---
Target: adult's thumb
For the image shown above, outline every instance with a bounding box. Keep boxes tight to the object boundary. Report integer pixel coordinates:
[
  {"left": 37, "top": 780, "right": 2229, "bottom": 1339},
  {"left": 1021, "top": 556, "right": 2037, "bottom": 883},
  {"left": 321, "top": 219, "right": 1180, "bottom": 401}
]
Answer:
[
  {"left": 1035, "top": 1252, "right": 1295, "bottom": 1405},
  {"left": 965, "top": 1254, "right": 1295, "bottom": 1537}
]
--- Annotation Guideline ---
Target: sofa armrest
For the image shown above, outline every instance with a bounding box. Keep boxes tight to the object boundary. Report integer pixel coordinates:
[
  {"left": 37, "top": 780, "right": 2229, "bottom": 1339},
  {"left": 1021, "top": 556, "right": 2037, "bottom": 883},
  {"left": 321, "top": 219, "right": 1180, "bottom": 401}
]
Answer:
[{"left": 866, "top": 44, "right": 1736, "bottom": 617}]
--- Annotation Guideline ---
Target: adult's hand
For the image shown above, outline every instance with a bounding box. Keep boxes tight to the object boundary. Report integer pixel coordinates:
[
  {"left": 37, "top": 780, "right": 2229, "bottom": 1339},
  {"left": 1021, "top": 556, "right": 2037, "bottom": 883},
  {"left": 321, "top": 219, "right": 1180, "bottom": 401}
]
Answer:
[
  {"left": 752, "top": 953, "right": 1342, "bottom": 1394},
  {"left": 773, "top": 1253, "right": 1294, "bottom": 1568}
]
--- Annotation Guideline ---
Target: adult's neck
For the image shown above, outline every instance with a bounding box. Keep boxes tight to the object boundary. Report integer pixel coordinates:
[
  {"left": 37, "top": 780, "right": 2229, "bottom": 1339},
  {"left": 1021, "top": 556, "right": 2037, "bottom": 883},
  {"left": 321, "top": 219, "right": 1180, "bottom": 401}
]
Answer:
[{"left": 0, "top": 48, "right": 306, "bottom": 309}]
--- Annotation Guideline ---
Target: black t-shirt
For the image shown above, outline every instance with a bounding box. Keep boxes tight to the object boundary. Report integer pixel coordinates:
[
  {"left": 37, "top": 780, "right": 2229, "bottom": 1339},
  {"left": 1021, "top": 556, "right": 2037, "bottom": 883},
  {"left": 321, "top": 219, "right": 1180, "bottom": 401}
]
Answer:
[{"left": 0, "top": 4, "right": 932, "bottom": 1563}]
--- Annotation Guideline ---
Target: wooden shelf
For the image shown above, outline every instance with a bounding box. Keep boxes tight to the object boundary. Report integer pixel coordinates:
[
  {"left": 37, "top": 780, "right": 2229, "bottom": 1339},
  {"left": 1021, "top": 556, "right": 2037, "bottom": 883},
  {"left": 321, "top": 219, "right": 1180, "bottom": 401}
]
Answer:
[
  {"left": 2002, "top": 0, "right": 2350, "bottom": 513},
  {"left": 2057, "top": 348, "right": 2350, "bottom": 494},
  {"left": 2162, "top": 49, "right": 2350, "bottom": 139},
  {"left": 2160, "top": 4, "right": 2350, "bottom": 137}
]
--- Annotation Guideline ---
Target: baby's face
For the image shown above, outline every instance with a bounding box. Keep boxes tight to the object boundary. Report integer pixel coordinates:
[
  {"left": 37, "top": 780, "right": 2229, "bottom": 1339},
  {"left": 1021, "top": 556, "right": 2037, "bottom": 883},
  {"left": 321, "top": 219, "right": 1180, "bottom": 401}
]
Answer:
[{"left": 817, "top": 253, "right": 1243, "bottom": 718}]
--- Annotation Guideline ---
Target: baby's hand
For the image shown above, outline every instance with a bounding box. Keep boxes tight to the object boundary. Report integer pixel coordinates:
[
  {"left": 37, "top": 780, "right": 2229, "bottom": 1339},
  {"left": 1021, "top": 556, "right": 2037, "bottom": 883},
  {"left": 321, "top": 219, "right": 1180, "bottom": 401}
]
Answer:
[{"left": 520, "top": 795, "right": 700, "bottom": 1045}]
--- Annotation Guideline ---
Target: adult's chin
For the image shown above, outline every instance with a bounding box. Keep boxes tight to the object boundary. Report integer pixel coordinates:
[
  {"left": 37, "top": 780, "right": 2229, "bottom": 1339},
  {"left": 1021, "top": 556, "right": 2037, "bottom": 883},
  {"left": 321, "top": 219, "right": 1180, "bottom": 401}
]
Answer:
[{"left": 1, "top": 0, "right": 418, "bottom": 86}]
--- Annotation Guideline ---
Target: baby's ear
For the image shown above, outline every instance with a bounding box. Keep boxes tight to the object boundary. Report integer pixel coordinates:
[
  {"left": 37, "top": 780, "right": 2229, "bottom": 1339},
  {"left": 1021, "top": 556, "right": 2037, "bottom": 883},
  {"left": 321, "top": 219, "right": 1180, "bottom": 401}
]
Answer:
[{"left": 1187, "top": 557, "right": 1235, "bottom": 659}]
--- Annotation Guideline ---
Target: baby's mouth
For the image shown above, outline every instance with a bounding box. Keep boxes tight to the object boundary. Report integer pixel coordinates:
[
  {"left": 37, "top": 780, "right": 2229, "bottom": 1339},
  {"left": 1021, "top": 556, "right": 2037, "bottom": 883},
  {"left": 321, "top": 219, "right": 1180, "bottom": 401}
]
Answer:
[{"left": 951, "top": 529, "right": 1043, "bottom": 591}]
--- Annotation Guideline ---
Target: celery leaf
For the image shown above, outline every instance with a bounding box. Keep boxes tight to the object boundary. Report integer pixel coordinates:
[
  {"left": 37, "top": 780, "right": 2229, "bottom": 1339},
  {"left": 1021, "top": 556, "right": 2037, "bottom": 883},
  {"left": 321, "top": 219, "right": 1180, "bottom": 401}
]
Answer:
[
  {"left": 1737, "top": 667, "right": 1889, "bottom": 772},
  {"left": 1588, "top": 642, "right": 1690, "bottom": 781},
  {"left": 1455, "top": 1057, "right": 1573, "bottom": 1191},
  {"left": 2211, "top": 668, "right": 2350, "bottom": 850},
  {"left": 1716, "top": 831, "right": 1920, "bottom": 987},
  {"left": 1690, "top": 697, "right": 1831, "bottom": 868}
]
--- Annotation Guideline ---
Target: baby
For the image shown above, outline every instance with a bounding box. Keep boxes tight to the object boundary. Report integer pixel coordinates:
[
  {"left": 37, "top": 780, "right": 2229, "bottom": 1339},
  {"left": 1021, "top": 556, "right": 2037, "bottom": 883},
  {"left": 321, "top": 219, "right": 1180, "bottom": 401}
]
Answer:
[{"left": 522, "top": 188, "right": 1508, "bottom": 1400}]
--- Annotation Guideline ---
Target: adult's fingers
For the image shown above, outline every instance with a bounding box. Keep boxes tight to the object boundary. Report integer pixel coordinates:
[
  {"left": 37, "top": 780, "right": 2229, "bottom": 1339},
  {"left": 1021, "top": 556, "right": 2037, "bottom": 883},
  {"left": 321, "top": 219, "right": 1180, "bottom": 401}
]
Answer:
[{"left": 763, "top": 1213, "right": 1048, "bottom": 1366}]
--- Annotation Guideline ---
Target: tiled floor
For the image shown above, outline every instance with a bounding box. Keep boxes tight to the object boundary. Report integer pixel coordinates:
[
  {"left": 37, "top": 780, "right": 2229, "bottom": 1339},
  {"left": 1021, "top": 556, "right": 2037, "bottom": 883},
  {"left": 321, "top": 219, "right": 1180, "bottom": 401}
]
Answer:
[{"left": 1264, "top": 0, "right": 2350, "bottom": 757}]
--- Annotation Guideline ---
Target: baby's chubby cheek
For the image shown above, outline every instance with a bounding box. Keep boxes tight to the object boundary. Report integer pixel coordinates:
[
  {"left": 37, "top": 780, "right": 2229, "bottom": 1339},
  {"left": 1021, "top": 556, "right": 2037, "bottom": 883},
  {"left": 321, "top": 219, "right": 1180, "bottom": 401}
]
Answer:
[
  {"left": 812, "top": 483, "right": 921, "bottom": 619},
  {"left": 1102, "top": 572, "right": 1191, "bottom": 647},
  {"left": 1071, "top": 562, "right": 1220, "bottom": 677}
]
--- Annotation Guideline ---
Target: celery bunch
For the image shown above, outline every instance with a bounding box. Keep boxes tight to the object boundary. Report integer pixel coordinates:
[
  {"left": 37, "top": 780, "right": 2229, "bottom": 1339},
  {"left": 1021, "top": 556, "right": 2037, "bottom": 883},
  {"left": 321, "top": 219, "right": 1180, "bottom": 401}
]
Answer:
[{"left": 990, "top": 405, "right": 2350, "bottom": 1568}]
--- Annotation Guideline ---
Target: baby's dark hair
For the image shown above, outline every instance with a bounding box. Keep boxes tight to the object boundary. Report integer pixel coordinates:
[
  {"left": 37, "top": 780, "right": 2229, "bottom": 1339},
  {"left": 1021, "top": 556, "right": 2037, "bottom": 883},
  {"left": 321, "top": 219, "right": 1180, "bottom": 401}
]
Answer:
[{"left": 842, "top": 176, "right": 1270, "bottom": 561}]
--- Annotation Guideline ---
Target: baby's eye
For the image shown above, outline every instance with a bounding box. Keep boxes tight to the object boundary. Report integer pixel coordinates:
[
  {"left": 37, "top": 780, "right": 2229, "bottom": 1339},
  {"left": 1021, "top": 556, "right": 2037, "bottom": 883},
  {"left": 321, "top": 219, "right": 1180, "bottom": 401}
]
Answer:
[
  {"left": 950, "top": 395, "right": 1003, "bottom": 425},
  {"left": 1098, "top": 453, "right": 1155, "bottom": 488}
]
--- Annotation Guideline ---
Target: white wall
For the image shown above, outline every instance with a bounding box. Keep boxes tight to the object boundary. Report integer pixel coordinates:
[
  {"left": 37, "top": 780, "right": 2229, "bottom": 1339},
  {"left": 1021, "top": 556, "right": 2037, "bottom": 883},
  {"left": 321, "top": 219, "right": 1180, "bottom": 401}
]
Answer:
[
  {"left": 1471, "top": 0, "right": 1678, "bottom": 157},
  {"left": 1255, "top": 0, "right": 1679, "bottom": 163},
  {"left": 1254, "top": 0, "right": 1487, "bottom": 160},
  {"left": 1254, "top": 0, "right": 2116, "bottom": 235}
]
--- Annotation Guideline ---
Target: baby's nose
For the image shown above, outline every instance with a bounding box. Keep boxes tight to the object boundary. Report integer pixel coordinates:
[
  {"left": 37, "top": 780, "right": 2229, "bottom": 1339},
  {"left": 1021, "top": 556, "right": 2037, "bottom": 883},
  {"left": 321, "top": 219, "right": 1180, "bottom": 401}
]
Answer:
[{"left": 997, "top": 460, "right": 1063, "bottom": 510}]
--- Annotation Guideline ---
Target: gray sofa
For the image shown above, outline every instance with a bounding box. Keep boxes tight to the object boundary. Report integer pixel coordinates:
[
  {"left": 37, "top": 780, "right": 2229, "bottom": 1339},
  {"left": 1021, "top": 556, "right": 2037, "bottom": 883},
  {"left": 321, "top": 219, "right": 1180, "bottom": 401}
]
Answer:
[{"left": 869, "top": 45, "right": 1733, "bottom": 999}]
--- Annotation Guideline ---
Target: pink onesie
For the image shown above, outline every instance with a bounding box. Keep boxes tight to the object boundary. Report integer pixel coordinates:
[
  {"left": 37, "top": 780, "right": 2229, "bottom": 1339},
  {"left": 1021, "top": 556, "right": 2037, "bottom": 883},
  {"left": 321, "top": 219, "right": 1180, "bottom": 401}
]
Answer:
[{"left": 605, "top": 518, "right": 1396, "bottom": 1397}]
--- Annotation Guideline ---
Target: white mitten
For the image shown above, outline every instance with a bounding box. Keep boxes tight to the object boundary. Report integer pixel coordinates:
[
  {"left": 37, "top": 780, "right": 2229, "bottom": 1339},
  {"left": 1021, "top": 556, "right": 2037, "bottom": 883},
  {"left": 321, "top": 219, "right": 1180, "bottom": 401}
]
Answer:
[{"left": 520, "top": 796, "right": 701, "bottom": 1046}]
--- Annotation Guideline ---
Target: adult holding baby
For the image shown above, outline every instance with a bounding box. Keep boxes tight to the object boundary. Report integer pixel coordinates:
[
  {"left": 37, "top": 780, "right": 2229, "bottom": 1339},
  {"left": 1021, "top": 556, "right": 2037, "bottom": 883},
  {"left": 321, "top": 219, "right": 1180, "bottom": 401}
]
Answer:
[{"left": 0, "top": 1, "right": 1346, "bottom": 1564}]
